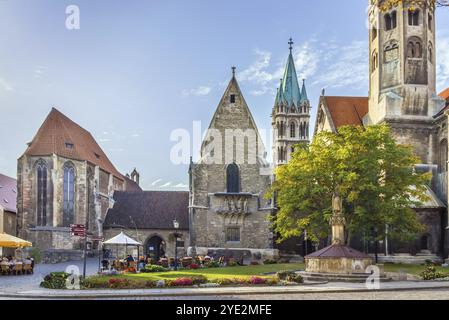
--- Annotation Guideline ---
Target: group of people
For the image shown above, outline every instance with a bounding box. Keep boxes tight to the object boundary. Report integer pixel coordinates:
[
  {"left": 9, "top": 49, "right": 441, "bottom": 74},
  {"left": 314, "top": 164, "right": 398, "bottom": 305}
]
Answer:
[{"left": 0, "top": 256, "right": 34, "bottom": 275}]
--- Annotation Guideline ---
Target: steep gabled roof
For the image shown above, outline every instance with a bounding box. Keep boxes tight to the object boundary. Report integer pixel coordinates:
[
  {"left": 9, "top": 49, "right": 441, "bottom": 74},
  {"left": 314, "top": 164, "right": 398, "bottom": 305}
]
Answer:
[
  {"left": 104, "top": 191, "right": 189, "bottom": 230},
  {"left": 0, "top": 173, "right": 17, "bottom": 213},
  {"left": 22, "top": 108, "right": 123, "bottom": 180},
  {"left": 440, "top": 87, "right": 449, "bottom": 103},
  {"left": 323, "top": 96, "right": 369, "bottom": 129}
]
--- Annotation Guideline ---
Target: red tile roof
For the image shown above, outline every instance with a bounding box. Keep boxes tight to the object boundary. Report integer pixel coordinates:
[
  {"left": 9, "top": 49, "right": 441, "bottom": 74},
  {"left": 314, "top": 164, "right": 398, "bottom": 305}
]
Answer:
[
  {"left": 440, "top": 88, "right": 449, "bottom": 104},
  {"left": 23, "top": 108, "right": 123, "bottom": 180},
  {"left": 324, "top": 96, "right": 369, "bottom": 128},
  {"left": 0, "top": 173, "right": 17, "bottom": 213}
]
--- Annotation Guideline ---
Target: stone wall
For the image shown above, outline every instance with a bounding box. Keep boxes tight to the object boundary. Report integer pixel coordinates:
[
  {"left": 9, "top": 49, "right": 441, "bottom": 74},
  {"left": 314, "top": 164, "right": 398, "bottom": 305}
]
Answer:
[{"left": 17, "top": 154, "right": 124, "bottom": 263}]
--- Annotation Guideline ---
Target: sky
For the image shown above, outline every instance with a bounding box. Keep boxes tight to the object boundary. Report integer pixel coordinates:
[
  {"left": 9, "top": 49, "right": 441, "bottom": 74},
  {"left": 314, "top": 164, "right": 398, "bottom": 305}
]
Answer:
[{"left": 0, "top": 0, "right": 448, "bottom": 191}]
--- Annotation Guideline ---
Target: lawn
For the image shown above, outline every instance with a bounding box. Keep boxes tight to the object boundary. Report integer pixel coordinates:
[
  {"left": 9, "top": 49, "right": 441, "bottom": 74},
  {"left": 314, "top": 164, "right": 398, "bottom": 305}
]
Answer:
[
  {"left": 383, "top": 263, "right": 448, "bottom": 276},
  {"left": 112, "top": 263, "right": 305, "bottom": 281}
]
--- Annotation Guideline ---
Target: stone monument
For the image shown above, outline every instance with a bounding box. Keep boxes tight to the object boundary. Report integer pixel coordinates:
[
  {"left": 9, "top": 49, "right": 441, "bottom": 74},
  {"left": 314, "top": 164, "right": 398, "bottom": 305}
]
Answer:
[{"left": 301, "top": 191, "right": 378, "bottom": 282}]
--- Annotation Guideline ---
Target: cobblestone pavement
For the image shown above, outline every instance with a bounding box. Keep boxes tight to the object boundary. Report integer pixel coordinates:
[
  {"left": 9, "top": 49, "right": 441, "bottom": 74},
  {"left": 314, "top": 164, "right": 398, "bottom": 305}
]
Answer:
[
  {"left": 98, "top": 289, "right": 449, "bottom": 300},
  {"left": 0, "top": 258, "right": 99, "bottom": 292}
]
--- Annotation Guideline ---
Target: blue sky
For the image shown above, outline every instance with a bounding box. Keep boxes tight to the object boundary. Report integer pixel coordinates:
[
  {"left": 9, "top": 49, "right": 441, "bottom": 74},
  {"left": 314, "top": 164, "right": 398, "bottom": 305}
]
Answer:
[{"left": 0, "top": 0, "right": 448, "bottom": 190}]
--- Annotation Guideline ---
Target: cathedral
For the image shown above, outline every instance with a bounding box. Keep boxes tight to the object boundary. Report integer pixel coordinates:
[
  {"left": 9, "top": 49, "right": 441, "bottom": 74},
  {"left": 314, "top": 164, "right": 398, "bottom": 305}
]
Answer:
[
  {"left": 315, "top": 0, "right": 449, "bottom": 260},
  {"left": 14, "top": 0, "right": 449, "bottom": 263}
]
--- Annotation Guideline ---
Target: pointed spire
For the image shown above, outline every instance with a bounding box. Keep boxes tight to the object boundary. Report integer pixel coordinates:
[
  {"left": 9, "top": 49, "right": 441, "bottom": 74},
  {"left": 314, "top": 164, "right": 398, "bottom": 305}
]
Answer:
[
  {"left": 232, "top": 66, "right": 236, "bottom": 78},
  {"left": 276, "top": 38, "right": 301, "bottom": 107},
  {"left": 300, "top": 79, "right": 308, "bottom": 102}
]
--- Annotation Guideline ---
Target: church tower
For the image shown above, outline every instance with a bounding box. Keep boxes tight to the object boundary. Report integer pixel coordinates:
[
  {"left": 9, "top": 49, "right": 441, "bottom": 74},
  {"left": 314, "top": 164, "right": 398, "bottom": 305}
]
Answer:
[
  {"left": 366, "top": 0, "right": 445, "bottom": 162},
  {"left": 272, "top": 38, "right": 311, "bottom": 167}
]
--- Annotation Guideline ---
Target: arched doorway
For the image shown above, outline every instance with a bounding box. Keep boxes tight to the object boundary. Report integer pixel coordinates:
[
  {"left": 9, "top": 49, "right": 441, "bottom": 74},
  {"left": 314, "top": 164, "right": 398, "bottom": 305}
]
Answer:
[{"left": 145, "top": 236, "right": 166, "bottom": 261}]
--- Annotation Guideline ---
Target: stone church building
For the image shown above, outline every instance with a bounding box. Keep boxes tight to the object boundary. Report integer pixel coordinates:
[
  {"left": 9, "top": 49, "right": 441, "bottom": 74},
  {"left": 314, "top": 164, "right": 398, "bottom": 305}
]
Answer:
[
  {"left": 315, "top": 0, "right": 449, "bottom": 260},
  {"left": 14, "top": 0, "right": 449, "bottom": 263}
]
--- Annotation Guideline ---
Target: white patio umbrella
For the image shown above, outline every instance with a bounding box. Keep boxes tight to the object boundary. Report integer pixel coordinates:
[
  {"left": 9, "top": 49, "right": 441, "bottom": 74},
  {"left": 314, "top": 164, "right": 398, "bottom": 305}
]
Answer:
[
  {"left": 103, "top": 232, "right": 142, "bottom": 263},
  {"left": 103, "top": 231, "right": 141, "bottom": 246}
]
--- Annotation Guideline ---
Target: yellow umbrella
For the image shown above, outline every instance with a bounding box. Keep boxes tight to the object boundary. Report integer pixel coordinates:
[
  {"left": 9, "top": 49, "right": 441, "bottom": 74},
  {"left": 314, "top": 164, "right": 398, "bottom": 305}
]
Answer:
[{"left": 0, "top": 233, "right": 32, "bottom": 248}]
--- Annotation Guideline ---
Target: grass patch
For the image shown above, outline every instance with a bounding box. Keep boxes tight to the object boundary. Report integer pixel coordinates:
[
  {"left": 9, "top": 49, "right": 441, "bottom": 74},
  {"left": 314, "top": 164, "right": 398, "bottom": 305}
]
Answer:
[
  {"left": 101, "top": 263, "right": 305, "bottom": 282},
  {"left": 383, "top": 263, "right": 447, "bottom": 276}
]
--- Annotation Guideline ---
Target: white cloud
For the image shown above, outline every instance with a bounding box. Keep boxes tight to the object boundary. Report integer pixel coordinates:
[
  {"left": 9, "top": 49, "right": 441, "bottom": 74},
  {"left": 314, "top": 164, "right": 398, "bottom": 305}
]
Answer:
[
  {"left": 0, "top": 78, "right": 14, "bottom": 92},
  {"left": 151, "top": 178, "right": 162, "bottom": 186},
  {"left": 312, "top": 40, "right": 368, "bottom": 90},
  {"left": 238, "top": 49, "right": 275, "bottom": 96},
  {"left": 173, "top": 183, "right": 188, "bottom": 189},
  {"left": 34, "top": 66, "right": 47, "bottom": 79},
  {"left": 159, "top": 181, "right": 172, "bottom": 188},
  {"left": 437, "top": 31, "right": 449, "bottom": 91},
  {"left": 182, "top": 86, "right": 211, "bottom": 97}
]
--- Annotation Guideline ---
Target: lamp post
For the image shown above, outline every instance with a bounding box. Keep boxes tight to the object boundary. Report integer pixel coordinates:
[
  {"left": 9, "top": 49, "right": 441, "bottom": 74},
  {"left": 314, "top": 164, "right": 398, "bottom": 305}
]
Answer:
[
  {"left": 173, "top": 219, "right": 179, "bottom": 271},
  {"left": 304, "top": 230, "right": 308, "bottom": 256}
]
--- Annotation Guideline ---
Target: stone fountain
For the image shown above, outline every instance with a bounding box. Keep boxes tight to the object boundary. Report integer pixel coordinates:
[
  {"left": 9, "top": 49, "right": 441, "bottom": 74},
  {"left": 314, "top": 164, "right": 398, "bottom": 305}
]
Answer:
[{"left": 300, "top": 192, "right": 387, "bottom": 282}]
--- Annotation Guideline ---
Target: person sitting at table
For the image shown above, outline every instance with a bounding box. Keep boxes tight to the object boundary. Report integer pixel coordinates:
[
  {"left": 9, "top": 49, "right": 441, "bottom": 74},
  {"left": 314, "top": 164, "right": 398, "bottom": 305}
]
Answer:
[
  {"left": 101, "top": 259, "right": 109, "bottom": 271},
  {"left": 126, "top": 255, "right": 134, "bottom": 266}
]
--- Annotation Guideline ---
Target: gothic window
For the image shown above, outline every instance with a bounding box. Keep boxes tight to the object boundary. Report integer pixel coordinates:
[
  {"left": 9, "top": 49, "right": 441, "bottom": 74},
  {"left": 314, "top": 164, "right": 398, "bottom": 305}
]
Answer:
[
  {"left": 226, "top": 227, "right": 240, "bottom": 242},
  {"left": 439, "top": 139, "right": 448, "bottom": 173},
  {"left": 428, "top": 13, "right": 433, "bottom": 31},
  {"left": 290, "top": 122, "right": 296, "bottom": 138},
  {"left": 278, "top": 146, "right": 285, "bottom": 162},
  {"left": 384, "top": 11, "right": 397, "bottom": 31},
  {"left": 230, "top": 94, "right": 236, "bottom": 104},
  {"left": 407, "top": 38, "right": 423, "bottom": 58},
  {"left": 36, "top": 160, "right": 48, "bottom": 226},
  {"left": 408, "top": 9, "right": 420, "bottom": 26},
  {"left": 291, "top": 146, "right": 295, "bottom": 154},
  {"left": 226, "top": 163, "right": 240, "bottom": 193},
  {"left": 62, "top": 163, "right": 75, "bottom": 227}
]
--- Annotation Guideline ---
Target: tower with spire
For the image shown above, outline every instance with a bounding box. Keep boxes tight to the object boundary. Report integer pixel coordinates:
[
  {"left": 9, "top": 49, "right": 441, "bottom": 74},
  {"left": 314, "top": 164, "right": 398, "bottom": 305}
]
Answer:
[{"left": 272, "top": 38, "right": 311, "bottom": 167}]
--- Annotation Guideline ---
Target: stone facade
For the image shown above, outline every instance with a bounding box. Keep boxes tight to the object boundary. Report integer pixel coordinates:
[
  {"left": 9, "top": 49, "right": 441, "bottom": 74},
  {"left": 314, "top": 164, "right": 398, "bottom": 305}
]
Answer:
[
  {"left": 17, "top": 154, "right": 123, "bottom": 262},
  {"left": 189, "top": 71, "right": 277, "bottom": 260}
]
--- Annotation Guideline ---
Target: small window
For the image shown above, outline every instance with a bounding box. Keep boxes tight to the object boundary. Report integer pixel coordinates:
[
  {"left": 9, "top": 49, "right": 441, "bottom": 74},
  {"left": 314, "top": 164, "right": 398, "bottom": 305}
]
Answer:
[
  {"left": 3, "top": 198, "right": 8, "bottom": 204},
  {"left": 428, "top": 14, "right": 432, "bottom": 31},
  {"left": 65, "top": 142, "right": 74, "bottom": 149},
  {"left": 176, "top": 240, "right": 185, "bottom": 248},
  {"left": 94, "top": 152, "right": 101, "bottom": 159},
  {"left": 226, "top": 227, "right": 240, "bottom": 242},
  {"left": 230, "top": 94, "right": 236, "bottom": 103},
  {"left": 409, "top": 10, "right": 420, "bottom": 26}
]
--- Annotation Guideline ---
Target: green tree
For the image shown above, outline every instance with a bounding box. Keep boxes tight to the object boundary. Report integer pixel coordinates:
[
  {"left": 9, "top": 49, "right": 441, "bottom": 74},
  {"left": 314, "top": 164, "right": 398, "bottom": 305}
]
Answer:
[{"left": 268, "top": 124, "right": 430, "bottom": 246}]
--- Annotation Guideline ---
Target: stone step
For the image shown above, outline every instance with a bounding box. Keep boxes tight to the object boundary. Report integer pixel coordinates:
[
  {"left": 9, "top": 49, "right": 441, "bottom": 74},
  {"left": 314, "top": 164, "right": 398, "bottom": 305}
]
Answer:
[{"left": 299, "top": 272, "right": 392, "bottom": 283}]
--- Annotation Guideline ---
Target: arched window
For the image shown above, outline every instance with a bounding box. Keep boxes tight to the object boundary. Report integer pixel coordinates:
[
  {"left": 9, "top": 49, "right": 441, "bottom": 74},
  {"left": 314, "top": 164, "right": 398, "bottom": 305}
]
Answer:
[
  {"left": 36, "top": 160, "right": 48, "bottom": 226},
  {"left": 290, "top": 122, "right": 296, "bottom": 138},
  {"left": 384, "top": 11, "right": 396, "bottom": 31},
  {"left": 384, "top": 41, "right": 399, "bottom": 62},
  {"left": 226, "top": 163, "right": 240, "bottom": 193},
  {"left": 439, "top": 139, "right": 448, "bottom": 173},
  {"left": 63, "top": 164, "right": 75, "bottom": 227},
  {"left": 428, "top": 13, "right": 433, "bottom": 31},
  {"left": 372, "top": 51, "right": 378, "bottom": 72},
  {"left": 385, "top": 13, "right": 392, "bottom": 30},
  {"left": 428, "top": 43, "right": 433, "bottom": 63},
  {"left": 372, "top": 27, "right": 377, "bottom": 41},
  {"left": 408, "top": 9, "right": 420, "bottom": 26},
  {"left": 407, "top": 37, "right": 423, "bottom": 58}
]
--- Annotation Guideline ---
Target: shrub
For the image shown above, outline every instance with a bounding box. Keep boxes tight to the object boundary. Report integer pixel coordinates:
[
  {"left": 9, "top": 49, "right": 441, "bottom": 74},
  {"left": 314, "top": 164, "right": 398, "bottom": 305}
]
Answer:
[
  {"left": 169, "top": 278, "right": 194, "bottom": 287},
  {"left": 227, "top": 259, "right": 237, "bottom": 267},
  {"left": 263, "top": 259, "right": 277, "bottom": 265},
  {"left": 420, "top": 266, "right": 446, "bottom": 280},
  {"left": 141, "top": 264, "right": 168, "bottom": 273},
  {"left": 81, "top": 277, "right": 109, "bottom": 289},
  {"left": 249, "top": 276, "right": 267, "bottom": 285},
  {"left": 276, "top": 270, "right": 296, "bottom": 281},
  {"left": 216, "top": 278, "right": 247, "bottom": 286},
  {"left": 250, "top": 261, "right": 260, "bottom": 265},
  {"left": 204, "top": 261, "right": 220, "bottom": 268},
  {"left": 29, "top": 247, "right": 42, "bottom": 264},
  {"left": 40, "top": 272, "right": 71, "bottom": 289},
  {"left": 286, "top": 274, "right": 304, "bottom": 284},
  {"left": 266, "top": 277, "right": 280, "bottom": 286},
  {"left": 190, "top": 275, "right": 208, "bottom": 285},
  {"left": 108, "top": 278, "right": 130, "bottom": 289},
  {"left": 188, "top": 263, "right": 200, "bottom": 270}
]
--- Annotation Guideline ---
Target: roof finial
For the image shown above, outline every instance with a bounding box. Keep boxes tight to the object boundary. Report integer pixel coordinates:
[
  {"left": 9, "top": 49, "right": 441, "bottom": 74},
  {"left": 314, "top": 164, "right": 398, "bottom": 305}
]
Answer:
[
  {"left": 288, "top": 37, "right": 294, "bottom": 53},
  {"left": 232, "top": 66, "right": 236, "bottom": 78}
]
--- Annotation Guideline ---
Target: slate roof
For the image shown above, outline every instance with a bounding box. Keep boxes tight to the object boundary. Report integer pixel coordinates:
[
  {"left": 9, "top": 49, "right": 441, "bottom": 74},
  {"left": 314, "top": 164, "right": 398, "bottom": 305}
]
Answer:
[
  {"left": 0, "top": 173, "right": 17, "bottom": 213},
  {"left": 305, "top": 244, "right": 371, "bottom": 259},
  {"left": 104, "top": 191, "right": 189, "bottom": 230},
  {"left": 324, "top": 96, "right": 369, "bottom": 128},
  {"left": 123, "top": 176, "right": 143, "bottom": 192},
  {"left": 22, "top": 108, "right": 123, "bottom": 180}
]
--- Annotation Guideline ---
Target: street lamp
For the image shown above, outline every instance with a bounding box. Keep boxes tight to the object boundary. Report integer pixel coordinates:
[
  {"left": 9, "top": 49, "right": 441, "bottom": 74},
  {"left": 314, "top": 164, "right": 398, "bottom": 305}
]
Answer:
[{"left": 173, "top": 219, "right": 180, "bottom": 271}]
